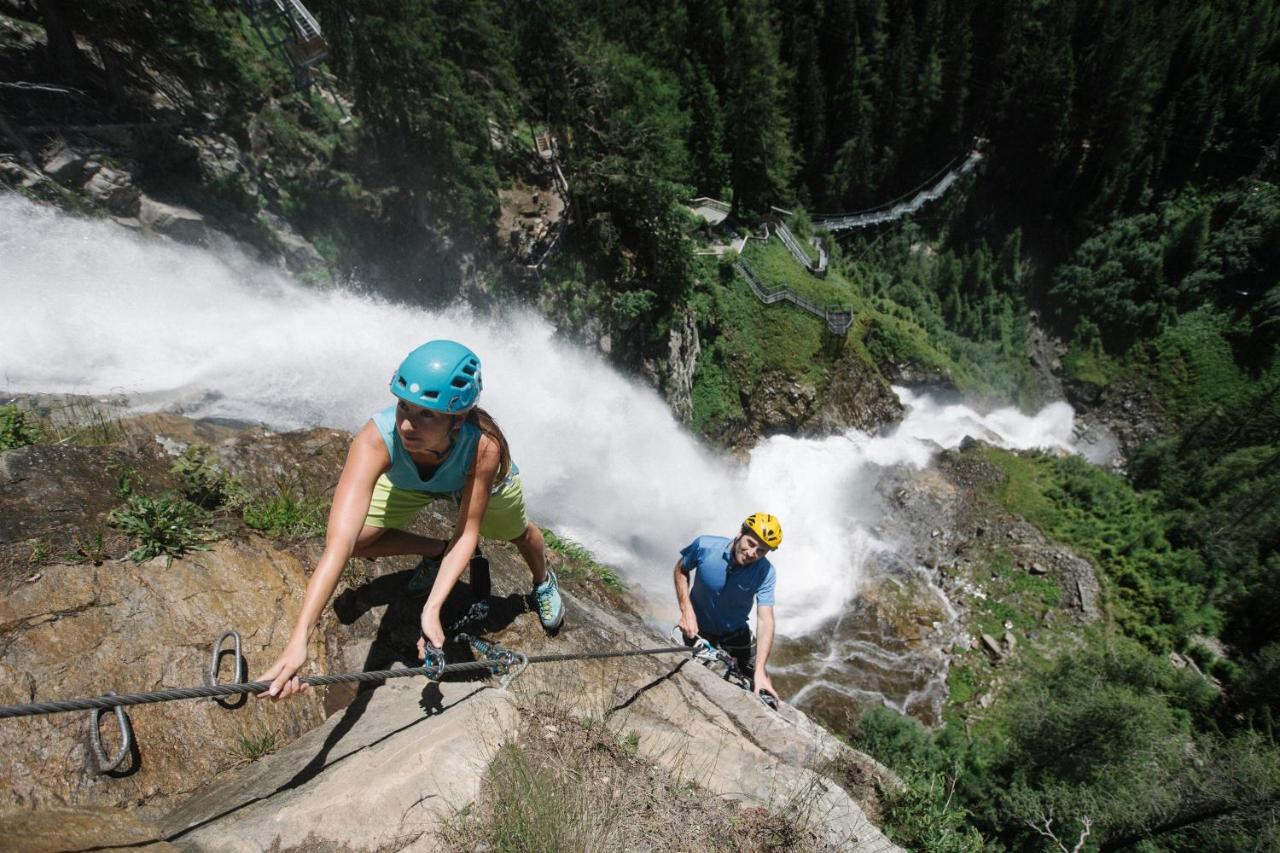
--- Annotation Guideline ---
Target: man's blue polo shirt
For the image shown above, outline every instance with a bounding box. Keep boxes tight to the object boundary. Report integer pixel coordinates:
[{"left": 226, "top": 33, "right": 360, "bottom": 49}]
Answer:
[{"left": 679, "top": 535, "right": 776, "bottom": 636}]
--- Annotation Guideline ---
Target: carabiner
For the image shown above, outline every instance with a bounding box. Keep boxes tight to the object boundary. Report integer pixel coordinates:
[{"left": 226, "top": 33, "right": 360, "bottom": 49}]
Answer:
[{"left": 421, "top": 642, "right": 446, "bottom": 680}]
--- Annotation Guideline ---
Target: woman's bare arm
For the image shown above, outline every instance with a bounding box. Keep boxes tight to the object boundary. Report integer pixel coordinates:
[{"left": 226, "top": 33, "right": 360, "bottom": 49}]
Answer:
[
  {"left": 260, "top": 422, "right": 388, "bottom": 698},
  {"left": 419, "top": 433, "right": 500, "bottom": 648}
]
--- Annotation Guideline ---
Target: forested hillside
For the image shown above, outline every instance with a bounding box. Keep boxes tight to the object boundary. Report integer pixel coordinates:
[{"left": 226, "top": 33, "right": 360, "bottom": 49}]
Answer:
[{"left": 4, "top": 0, "right": 1280, "bottom": 848}]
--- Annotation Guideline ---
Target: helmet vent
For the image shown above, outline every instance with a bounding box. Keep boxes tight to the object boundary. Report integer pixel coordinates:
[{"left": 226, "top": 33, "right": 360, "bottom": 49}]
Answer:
[{"left": 451, "top": 376, "right": 468, "bottom": 388}]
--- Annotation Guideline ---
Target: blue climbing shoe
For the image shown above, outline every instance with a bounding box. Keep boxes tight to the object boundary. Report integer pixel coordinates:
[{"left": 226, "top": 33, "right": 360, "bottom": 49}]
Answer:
[
  {"left": 408, "top": 555, "right": 441, "bottom": 595},
  {"left": 533, "top": 570, "right": 565, "bottom": 631}
]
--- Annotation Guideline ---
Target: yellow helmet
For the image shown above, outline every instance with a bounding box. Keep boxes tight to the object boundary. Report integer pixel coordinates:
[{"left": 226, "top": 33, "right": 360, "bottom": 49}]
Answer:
[{"left": 742, "top": 512, "right": 783, "bottom": 549}]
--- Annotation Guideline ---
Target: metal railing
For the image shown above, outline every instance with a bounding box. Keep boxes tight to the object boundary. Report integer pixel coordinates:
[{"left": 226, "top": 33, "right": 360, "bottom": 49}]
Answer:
[
  {"left": 815, "top": 150, "right": 984, "bottom": 233},
  {"left": 773, "top": 220, "right": 828, "bottom": 277},
  {"left": 734, "top": 259, "right": 853, "bottom": 335}
]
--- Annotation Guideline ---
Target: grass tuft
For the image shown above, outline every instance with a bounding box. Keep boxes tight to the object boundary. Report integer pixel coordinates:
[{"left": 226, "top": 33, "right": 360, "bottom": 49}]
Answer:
[{"left": 540, "top": 528, "right": 624, "bottom": 592}]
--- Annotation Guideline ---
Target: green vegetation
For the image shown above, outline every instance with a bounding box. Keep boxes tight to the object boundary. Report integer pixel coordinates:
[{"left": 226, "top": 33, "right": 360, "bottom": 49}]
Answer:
[
  {"left": 858, "top": 639, "right": 1280, "bottom": 851},
  {"left": 981, "top": 447, "right": 1217, "bottom": 653},
  {"left": 540, "top": 528, "right": 623, "bottom": 592},
  {"left": 0, "top": 405, "right": 42, "bottom": 451},
  {"left": 689, "top": 256, "right": 835, "bottom": 434},
  {"left": 741, "top": 237, "right": 850, "bottom": 309},
  {"left": 68, "top": 530, "right": 108, "bottom": 566},
  {"left": 109, "top": 494, "right": 213, "bottom": 565},
  {"left": 232, "top": 728, "right": 279, "bottom": 763},
  {"left": 240, "top": 491, "right": 327, "bottom": 540},
  {"left": 171, "top": 445, "right": 234, "bottom": 510}
]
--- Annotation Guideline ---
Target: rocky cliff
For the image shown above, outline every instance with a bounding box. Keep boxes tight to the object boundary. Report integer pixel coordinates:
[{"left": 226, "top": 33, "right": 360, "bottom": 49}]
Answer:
[{"left": 0, "top": 406, "right": 902, "bottom": 851}]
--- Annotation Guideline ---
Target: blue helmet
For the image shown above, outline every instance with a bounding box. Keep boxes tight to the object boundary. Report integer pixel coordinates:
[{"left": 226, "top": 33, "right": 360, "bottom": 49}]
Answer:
[{"left": 389, "top": 340, "right": 483, "bottom": 413}]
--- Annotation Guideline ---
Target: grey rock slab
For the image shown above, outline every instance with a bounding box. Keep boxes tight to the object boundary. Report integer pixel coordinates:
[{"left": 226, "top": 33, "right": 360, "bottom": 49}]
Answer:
[
  {"left": 83, "top": 166, "right": 140, "bottom": 216},
  {"left": 162, "top": 679, "right": 515, "bottom": 852},
  {"left": 615, "top": 660, "right": 903, "bottom": 852},
  {"left": 42, "top": 145, "right": 86, "bottom": 184},
  {"left": 139, "top": 195, "right": 212, "bottom": 245}
]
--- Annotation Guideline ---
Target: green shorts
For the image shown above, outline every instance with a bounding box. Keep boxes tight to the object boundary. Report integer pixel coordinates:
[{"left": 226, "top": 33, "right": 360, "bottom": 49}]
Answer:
[{"left": 363, "top": 473, "right": 530, "bottom": 541}]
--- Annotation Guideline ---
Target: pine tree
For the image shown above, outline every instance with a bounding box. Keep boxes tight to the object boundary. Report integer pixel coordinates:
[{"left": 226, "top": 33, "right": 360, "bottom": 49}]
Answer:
[{"left": 726, "top": 0, "right": 796, "bottom": 216}]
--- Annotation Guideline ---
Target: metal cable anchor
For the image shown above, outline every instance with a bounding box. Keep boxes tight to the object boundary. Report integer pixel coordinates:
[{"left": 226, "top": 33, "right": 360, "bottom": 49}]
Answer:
[
  {"left": 208, "top": 630, "right": 247, "bottom": 709},
  {"left": 88, "top": 693, "right": 132, "bottom": 773}
]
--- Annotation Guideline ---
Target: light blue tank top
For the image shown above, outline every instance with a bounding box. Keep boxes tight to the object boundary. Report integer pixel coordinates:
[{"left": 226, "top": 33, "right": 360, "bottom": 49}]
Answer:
[{"left": 371, "top": 405, "right": 517, "bottom": 494}]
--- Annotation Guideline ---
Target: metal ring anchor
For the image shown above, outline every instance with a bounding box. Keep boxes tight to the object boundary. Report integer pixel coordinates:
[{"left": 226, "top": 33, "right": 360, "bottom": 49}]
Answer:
[
  {"left": 88, "top": 693, "right": 132, "bottom": 773},
  {"left": 208, "top": 630, "right": 247, "bottom": 709}
]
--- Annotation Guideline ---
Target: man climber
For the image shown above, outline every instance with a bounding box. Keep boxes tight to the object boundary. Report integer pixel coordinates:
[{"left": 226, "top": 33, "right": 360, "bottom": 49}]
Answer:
[{"left": 673, "top": 512, "right": 783, "bottom": 702}]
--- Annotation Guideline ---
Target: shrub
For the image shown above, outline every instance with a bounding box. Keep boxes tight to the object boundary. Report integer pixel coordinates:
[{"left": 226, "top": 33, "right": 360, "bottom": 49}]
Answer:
[{"left": 0, "top": 405, "right": 43, "bottom": 450}]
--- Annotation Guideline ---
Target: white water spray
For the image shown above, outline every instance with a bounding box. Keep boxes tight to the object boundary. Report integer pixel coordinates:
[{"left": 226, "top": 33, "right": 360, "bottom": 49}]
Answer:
[{"left": 1, "top": 195, "right": 1076, "bottom": 639}]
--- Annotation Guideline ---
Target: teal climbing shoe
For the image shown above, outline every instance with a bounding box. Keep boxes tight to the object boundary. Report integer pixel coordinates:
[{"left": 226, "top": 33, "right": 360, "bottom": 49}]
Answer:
[{"left": 533, "top": 570, "right": 565, "bottom": 631}]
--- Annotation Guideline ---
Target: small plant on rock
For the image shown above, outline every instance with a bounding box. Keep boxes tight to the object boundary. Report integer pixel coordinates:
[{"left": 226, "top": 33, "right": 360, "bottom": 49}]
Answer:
[
  {"left": 171, "top": 444, "right": 233, "bottom": 509},
  {"left": 68, "top": 530, "right": 108, "bottom": 565},
  {"left": 232, "top": 727, "right": 278, "bottom": 764},
  {"left": 109, "top": 494, "right": 214, "bottom": 565}
]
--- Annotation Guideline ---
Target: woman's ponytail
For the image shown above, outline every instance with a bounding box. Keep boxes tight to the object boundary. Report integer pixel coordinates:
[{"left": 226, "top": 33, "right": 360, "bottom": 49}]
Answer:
[{"left": 467, "top": 407, "right": 512, "bottom": 484}]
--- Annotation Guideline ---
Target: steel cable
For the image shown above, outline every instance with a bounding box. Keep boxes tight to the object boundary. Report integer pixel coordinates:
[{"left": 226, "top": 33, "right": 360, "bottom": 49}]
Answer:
[{"left": 0, "top": 647, "right": 693, "bottom": 720}]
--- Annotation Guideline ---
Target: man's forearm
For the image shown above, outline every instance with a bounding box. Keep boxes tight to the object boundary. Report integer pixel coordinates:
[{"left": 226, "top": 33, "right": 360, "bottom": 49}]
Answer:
[
  {"left": 673, "top": 562, "right": 694, "bottom": 613},
  {"left": 755, "top": 608, "right": 775, "bottom": 674}
]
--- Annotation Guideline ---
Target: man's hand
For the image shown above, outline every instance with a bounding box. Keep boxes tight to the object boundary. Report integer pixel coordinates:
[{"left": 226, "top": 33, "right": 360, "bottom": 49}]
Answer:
[
  {"left": 258, "top": 642, "right": 309, "bottom": 700},
  {"left": 678, "top": 608, "right": 699, "bottom": 640},
  {"left": 420, "top": 606, "right": 445, "bottom": 653},
  {"left": 753, "top": 671, "right": 778, "bottom": 701}
]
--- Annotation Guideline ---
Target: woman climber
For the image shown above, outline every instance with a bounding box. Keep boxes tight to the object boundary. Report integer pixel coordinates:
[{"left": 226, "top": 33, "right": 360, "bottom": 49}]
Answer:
[{"left": 259, "top": 339, "right": 562, "bottom": 700}]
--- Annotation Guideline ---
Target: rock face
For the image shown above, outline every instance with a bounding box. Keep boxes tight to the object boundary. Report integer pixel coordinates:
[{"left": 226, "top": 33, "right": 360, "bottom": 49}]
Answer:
[
  {"left": 0, "top": 411, "right": 900, "bottom": 852},
  {"left": 810, "top": 349, "right": 905, "bottom": 435},
  {"left": 642, "top": 304, "right": 702, "bottom": 426},
  {"left": 1064, "top": 374, "right": 1169, "bottom": 467},
  {"left": 0, "top": 541, "right": 330, "bottom": 812}
]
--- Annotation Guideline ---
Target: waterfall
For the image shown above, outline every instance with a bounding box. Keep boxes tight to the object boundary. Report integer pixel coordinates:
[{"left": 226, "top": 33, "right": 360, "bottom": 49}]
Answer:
[{"left": 0, "top": 194, "right": 1075, "bottom": 642}]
